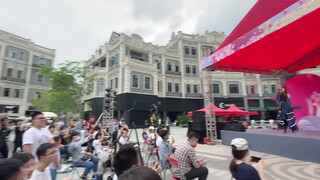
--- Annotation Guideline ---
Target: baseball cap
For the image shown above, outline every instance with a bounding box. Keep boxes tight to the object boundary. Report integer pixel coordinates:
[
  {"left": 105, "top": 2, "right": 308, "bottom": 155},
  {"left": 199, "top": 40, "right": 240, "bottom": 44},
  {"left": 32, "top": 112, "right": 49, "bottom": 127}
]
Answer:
[
  {"left": 149, "top": 126, "right": 155, "bottom": 130},
  {"left": 230, "top": 138, "right": 249, "bottom": 150}
]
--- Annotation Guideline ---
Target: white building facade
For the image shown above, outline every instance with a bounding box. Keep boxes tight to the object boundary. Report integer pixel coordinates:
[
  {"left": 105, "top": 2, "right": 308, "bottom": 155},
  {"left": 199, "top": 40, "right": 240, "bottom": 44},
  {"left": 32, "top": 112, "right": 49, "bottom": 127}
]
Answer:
[
  {"left": 83, "top": 31, "right": 287, "bottom": 125},
  {"left": 0, "top": 30, "right": 55, "bottom": 117}
]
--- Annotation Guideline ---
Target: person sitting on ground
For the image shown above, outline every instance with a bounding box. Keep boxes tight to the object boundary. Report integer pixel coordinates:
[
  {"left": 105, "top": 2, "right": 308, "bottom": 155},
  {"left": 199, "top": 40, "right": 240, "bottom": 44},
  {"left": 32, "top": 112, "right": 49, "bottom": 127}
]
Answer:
[
  {"left": 148, "top": 126, "right": 156, "bottom": 144},
  {"left": 159, "top": 129, "right": 175, "bottom": 170},
  {"left": 68, "top": 132, "right": 99, "bottom": 179},
  {"left": 0, "top": 158, "right": 24, "bottom": 180},
  {"left": 172, "top": 132, "right": 208, "bottom": 180},
  {"left": 119, "top": 166, "right": 161, "bottom": 180},
  {"left": 155, "top": 128, "right": 163, "bottom": 147},
  {"left": 118, "top": 128, "right": 130, "bottom": 146},
  {"left": 230, "top": 138, "right": 265, "bottom": 180},
  {"left": 113, "top": 144, "right": 161, "bottom": 180},
  {"left": 93, "top": 131, "right": 112, "bottom": 164},
  {"left": 30, "top": 143, "right": 58, "bottom": 180},
  {"left": 11, "top": 152, "right": 36, "bottom": 180}
]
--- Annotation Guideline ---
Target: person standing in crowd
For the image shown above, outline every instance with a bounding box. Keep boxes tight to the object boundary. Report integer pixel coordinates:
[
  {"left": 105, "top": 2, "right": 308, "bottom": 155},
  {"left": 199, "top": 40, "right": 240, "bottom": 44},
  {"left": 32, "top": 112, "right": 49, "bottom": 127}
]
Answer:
[
  {"left": 48, "top": 125, "right": 56, "bottom": 136},
  {"left": 172, "top": 132, "right": 208, "bottom": 180},
  {"left": 0, "top": 117, "right": 9, "bottom": 158},
  {"left": 49, "top": 136, "right": 61, "bottom": 180},
  {"left": 0, "top": 158, "right": 24, "bottom": 180},
  {"left": 230, "top": 138, "right": 265, "bottom": 180},
  {"left": 274, "top": 86, "right": 299, "bottom": 133},
  {"left": 11, "top": 152, "right": 36, "bottom": 180},
  {"left": 30, "top": 143, "right": 57, "bottom": 180},
  {"left": 14, "top": 119, "right": 27, "bottom": 153},
  {"left": 165, "top": 116, "right": 170, "bottom": 132},
  {"left": 118, "top": 128, "right": 130, "bottom": 146},
  {"left": 86, "top": 115, "right": 96, "bottom": 129},
  {"left": 7, "top": 120, "right": 16, "bottom": 157},
  {"left": 159, "top": 129, "right": 175, "bottom": 170},
  {"left": 76, "top": 117, "right": 85, "bottom": 132},
  {"left": 120, "top": 119, "right": 129, "bottom": 130},
  {"left": 155, "top": 128, "right": 163, "bottom": 147},
  {"left": 80, "top": 124, "right": 89, "bottom": 140},
  {"left": 148, "top": 126, "right": 156, "bottom": 144},
  {"left": 23, "top": 111, "right": 53, "bottom": 160},
  {"left": 68, "top": 132, "right": 99, "bottom": 179}
]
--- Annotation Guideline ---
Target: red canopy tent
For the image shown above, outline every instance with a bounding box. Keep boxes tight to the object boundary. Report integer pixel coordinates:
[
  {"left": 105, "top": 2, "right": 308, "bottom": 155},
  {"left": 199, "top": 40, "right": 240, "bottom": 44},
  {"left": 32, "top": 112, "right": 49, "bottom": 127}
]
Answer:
[
  {"left": 187, "top": 103, "right": 229, "bottom": 116},
  {"left": 225, "top": 104, "right": 258, "bottom": 117},
  {"left": 200, "top": 0, "right": 320, "bottom": 74}
]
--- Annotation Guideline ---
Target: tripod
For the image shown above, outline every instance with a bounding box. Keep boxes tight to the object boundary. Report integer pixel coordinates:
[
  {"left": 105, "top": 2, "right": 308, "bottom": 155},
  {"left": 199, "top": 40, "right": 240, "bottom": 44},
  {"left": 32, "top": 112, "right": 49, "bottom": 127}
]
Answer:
[{"left": 128, "top": 122, "right": 144, "bottom": 166}]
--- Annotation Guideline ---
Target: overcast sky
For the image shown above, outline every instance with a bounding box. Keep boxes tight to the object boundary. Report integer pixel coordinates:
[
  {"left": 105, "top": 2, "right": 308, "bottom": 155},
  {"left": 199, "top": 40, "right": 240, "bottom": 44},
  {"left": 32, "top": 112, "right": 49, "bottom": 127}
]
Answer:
[{"left": 0, "top": 0, "right": 257, "bottom": 66}]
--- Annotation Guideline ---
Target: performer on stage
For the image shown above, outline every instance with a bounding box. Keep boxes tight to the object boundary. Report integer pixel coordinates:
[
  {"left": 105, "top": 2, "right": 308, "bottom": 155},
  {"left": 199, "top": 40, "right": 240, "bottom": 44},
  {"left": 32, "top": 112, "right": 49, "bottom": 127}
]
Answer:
[{"left": 274, "top": 86, "right": 299, "bottom": 133}]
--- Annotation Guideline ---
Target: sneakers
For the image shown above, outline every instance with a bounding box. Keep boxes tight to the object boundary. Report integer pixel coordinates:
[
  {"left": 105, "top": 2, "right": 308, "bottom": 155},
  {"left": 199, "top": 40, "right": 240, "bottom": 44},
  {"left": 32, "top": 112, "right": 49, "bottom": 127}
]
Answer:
[{"left": 80, "top": 174, "right": 87, "bottom": 180}]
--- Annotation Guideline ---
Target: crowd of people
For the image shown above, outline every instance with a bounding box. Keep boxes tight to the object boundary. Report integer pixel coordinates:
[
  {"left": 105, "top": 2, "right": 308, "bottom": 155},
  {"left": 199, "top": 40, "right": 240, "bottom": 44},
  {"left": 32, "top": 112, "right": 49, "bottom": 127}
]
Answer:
[{"left": 0, "top": 110, "right": 268, "bottom": 180}]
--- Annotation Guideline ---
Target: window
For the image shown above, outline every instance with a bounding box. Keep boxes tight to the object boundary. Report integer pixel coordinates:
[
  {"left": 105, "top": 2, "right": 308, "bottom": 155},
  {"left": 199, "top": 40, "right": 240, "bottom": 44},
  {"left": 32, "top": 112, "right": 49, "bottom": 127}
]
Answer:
[
  {"left": 144, "top": 77, "right": 151, "bottom": 90},
  {"left": 263, "top": 85, "right": 269, "bottom": 94},
  {"left": 186, "top": 84, "right": 191, "bottom": 93},
  {"left": 99, "top": 80, "right": 105, "bottom": 92},
  {"left": 191, "top": 47, "right": 196, "bottom": 55},
  {"left": 35, "top": 92, "right": 41, "bottom": 98},
  {"left": 132, "top": 75, "right": 139, "bottom": 88},
  {"left": 37, "top": 74, "right": 44, "bottom": 82},
  {"left": 211, "top": 84, "right": 220, "bottom": 94},
  {"left": 100, "top": 59, "right": 106, "bottom": 67},
  {"left": 17, "top": 70, "right": 23, "bottom": 79},
  {"left": 174, "top": 63, "right": 179, "bottom": 72},
  {"left": 19, "top": 52, "right": 25, "bottom": 60},
  {"left": 186, "top": 65, "right": 190, "bottom": 73},
  {"left": 115, "top": 78, "right": 118, "bottom": 88},
  {"left": 7, "top": 68, "right": 13, "bottom": 77},
  {"left": 110, "top": 79, "right": 113, "bottom": 89},
  {"left": 167, "top": 82, "right": 172, "bottom": 92},
  {"left": 192, "top": 65, "right": 197, "bottom": 74},
  {"left": 158, "top": 81, "right": 162, "bottom": 92},
  {"left": 229, "top": 84, "right": 240, "bottom": 94},
  {"left": 184, "top": 46, "right": 189, "bottom": 54},
  {"left": 175, "top": 83, "right": 179, "bottom": 93},
  {"left": 130, "top": 51, "right": 144, "bottom": 61},
  {"left": 4, "top": 88, "right": 10, "bottom": 97},
  {"left": 155, "top": 60, "right": 161, "bottom": 70},
  {"left": 167, "top": 62, "right": 172, "bottom": 71},
  {"left": 110, "top": 54, "right": 119, "bottom": 67},
  {"left": 9, "top": 50, "right": 16, "bottom": 58},
  {"left": 251, "top": 85, "right": 256, "bottom": 94},
  {"left": 14, "top": 89, "right": 20, "bottom": 98},
  {"left": 194, "top": 85, "right": 198, "bottom": 94},
  {"left": 39, "top": 58, "right": 46, "bottom": 66},
  {"left": 271, "top": 85, "right": 276, "bottom": 93}
]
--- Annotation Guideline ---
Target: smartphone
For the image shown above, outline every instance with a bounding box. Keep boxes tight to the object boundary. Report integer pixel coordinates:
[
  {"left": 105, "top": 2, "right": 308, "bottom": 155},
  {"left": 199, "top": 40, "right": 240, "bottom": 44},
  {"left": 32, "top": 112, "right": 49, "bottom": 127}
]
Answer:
[{"left": 250, "top": 156, "right": 261, "bottom": 162}]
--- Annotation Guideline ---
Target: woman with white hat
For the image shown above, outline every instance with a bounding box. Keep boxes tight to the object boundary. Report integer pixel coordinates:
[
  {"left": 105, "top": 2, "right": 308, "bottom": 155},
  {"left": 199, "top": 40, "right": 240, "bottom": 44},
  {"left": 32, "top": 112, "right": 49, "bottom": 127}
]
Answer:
[{"left": 229, "top": 138, "right": 265, "bottom": 180}]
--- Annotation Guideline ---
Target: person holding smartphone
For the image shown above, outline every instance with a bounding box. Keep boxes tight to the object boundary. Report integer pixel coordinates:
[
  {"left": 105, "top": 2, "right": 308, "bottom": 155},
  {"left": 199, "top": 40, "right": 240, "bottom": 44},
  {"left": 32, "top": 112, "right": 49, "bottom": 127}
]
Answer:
[{"left": 230, "top": 138, "right": 265, "bottom": 180}]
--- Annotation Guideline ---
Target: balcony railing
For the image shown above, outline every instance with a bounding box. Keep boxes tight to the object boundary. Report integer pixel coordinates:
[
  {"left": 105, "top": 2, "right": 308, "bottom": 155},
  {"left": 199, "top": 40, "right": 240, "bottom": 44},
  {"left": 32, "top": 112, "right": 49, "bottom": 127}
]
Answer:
[
  {"left": 1, "top": 76, "right": 26, "bottom": 83},
  {"left": 165, "top": 71, "right": 181, "bottom": 76},
  {"left": 166, "top": 92, "right": 182, "bottom": 97},
  {"left": 185, "top": 93, "right": 202, "bottom": 98}
]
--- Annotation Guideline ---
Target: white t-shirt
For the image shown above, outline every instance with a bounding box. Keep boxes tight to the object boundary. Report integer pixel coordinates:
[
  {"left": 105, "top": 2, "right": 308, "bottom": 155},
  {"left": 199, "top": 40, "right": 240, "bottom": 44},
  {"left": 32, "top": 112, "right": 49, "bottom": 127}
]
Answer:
[
  {"left": 93, "top": 139, "right": 102, "bottom": 154},
  {"left": 119, "top": 136, "right": 128, "bottom": 145},
  {"left": 30, "top": 167, "right": 52, "bottom": 180},
  {"left": 148, "top": 133, "right": 155, "bottom": 141},
  {"left": 23, "top": 127, "right": 53, "bottom": 160},
  {"left": 156, "top": 136, "right": 163, "bottom": 147}
]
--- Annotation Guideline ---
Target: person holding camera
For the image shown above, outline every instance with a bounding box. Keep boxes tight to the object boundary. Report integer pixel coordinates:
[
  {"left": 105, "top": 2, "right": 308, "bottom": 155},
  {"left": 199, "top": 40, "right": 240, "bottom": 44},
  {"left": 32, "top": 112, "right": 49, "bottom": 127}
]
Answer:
[
  {"left": 230, "top": 138, "right": 265, "bottom": 180},
  {"left": 68, "top": 132, "right": 99, "bottom": 179},
  {"left": 273, "top": 86, "right": 298, "bottom": 133}
]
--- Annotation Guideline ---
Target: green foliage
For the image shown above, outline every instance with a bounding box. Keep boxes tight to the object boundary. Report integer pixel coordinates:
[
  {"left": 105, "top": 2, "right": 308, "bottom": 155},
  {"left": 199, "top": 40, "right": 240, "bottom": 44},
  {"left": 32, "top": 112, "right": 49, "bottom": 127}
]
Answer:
[
  {"left": 31, "top": 61, "right": 95, "bottom": 114},
  {"left": 177, "top": 114, "right": 192, "bottom": 125}
]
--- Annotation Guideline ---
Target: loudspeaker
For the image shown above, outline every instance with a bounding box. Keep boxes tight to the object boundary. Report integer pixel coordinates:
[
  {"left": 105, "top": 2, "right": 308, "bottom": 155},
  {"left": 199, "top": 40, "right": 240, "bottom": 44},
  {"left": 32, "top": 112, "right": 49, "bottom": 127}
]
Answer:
[{"left": 224, "top": 123, "right": 245, "bottom": 132}]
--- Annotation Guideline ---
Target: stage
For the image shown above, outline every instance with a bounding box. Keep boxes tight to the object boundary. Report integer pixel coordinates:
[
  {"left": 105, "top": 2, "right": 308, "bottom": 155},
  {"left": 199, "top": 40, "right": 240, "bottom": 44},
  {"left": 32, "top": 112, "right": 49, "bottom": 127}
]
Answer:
[{"left": 221, "top": 129, "right": 320, "bottom": 164}]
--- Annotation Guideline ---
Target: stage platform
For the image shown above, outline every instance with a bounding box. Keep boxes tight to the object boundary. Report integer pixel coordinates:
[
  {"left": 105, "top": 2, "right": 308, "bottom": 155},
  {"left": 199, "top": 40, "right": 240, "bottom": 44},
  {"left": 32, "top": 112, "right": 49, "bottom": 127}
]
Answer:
[{"left": 221, "top": 129, "right": 320, "bottom": 164}]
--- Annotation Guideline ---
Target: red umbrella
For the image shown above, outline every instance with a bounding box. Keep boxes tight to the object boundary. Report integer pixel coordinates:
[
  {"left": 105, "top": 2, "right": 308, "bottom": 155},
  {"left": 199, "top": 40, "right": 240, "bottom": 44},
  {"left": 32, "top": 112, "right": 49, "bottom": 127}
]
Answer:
[
  {"left": 225, "top": 104, "right": 258, "bottom": 116},
  {"left": 200, "top": 0, "right": 320, "bottom": 74}
]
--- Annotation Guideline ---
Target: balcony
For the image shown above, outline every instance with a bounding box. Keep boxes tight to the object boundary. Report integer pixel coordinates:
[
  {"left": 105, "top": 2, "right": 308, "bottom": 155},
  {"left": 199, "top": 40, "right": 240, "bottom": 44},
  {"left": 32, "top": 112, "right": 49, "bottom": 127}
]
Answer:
[
  {"left": 1, "top": 76, "right": 26, "bottom": 83},
  {"left": 166, "top": 92, "right": 182, "bottom": 97},
  {"left": 186, "top": 93, "right": 202, "bottom": 98},
  {"left": 3, "top": 57, "right": 28, "bottom": 65},
  {"left": 87, "top": 66, "right": 107, "bottom": 75},
  {"left": 165, "top": 71, "right": 181, "bottom": 76}
]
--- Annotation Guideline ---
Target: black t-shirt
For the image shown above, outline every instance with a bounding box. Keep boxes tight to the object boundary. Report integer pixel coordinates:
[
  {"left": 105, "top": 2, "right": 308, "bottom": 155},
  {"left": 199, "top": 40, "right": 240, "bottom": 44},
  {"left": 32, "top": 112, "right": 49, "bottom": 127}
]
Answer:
[
  {"left": 232, "top": 163, "right": 261, "bottom": 180},
  {"left": 15, "top": 127, "right": 24, "bottom": 143},
  {"left": 0, "top": 127, "right": 10, "bottom": 144}
]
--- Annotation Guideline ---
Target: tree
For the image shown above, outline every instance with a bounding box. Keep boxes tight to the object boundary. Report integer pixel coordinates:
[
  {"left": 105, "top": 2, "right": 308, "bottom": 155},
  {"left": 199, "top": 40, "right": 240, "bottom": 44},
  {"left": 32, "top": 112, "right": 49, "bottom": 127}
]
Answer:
[{"left": 31, "top": 61, "right": 95, "bottom": 115}]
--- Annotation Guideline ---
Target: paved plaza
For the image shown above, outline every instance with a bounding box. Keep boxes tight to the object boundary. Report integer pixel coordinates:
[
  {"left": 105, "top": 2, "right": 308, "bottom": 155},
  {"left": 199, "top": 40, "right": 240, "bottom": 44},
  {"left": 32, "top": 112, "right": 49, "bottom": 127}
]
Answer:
[{"left": 58, "top": 127, "right": 320, "bottom": 180}]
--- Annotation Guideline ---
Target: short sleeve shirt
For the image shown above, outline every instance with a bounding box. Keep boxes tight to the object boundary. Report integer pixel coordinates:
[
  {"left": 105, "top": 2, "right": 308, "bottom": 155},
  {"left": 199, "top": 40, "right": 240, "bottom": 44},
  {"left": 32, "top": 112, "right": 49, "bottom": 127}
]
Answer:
[
  {"left": 23, "top": 127, "right": 53, "bottom": 160},
  {"left": 232, "top": 163, "right": 261, "bottom": 180}
]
